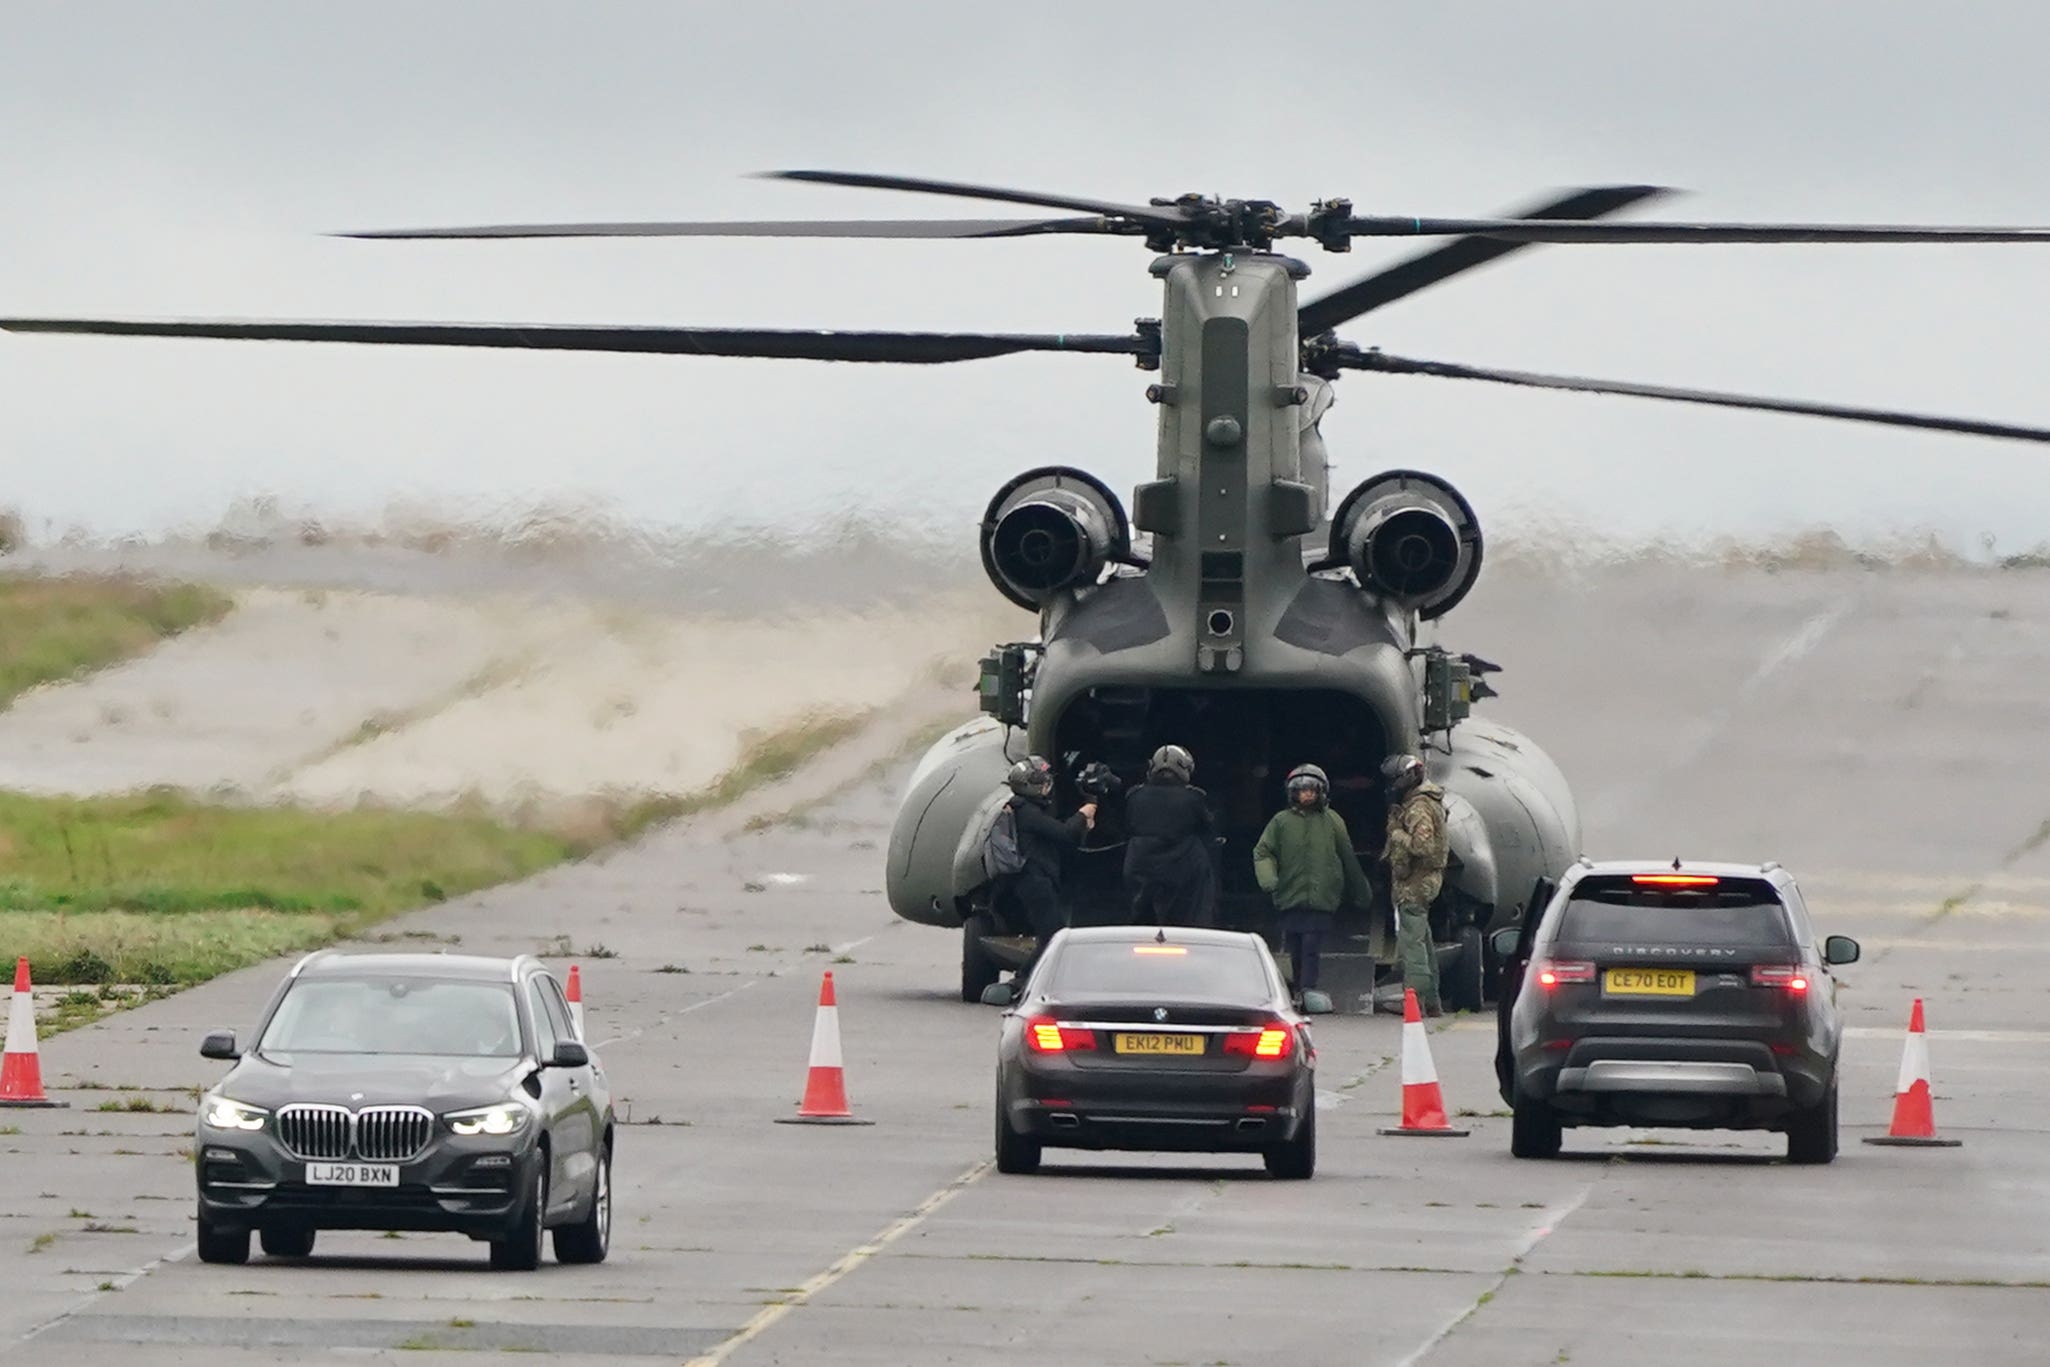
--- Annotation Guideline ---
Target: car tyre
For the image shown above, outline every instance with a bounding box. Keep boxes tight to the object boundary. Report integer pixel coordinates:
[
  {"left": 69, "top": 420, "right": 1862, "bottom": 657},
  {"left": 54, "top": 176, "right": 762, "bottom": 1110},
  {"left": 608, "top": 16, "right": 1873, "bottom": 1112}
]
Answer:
[
  {"left": 196, "top": 1212, "right": 249, "bottom": 1265},
  {"left": 1510, "top": 1097, "right": 1562, "bottom": 1159},
  {"left": 1264, "top": 1100, "right": 1316, "bottom": 1180},
  {"left": 1446, "top": 924, "right": 1486, "bottom": 1013},
  {"left": 259, "top": 1225, "right": 315, "bottom": 1258},
  {"left": 961, "top": 913, "right": 1002, "bottom": 1003},
  {"left": 553, "top": 1145, "right": 611, "bottom": 1264},
  {"left": 1785, "top": 1076, "right": 1839, "bottom": 1165},
  {"left": 993, "top": 1092, "right": 1041, "bottom": 1175},
  {"left": 489, "top": 1164, "right": 548, "bottom": 1271}
]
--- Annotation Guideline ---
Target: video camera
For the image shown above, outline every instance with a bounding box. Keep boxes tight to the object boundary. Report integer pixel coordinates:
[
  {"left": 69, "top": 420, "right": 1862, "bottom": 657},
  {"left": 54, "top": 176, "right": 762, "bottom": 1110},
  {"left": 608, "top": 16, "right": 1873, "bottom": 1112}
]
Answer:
[{"left": 1071, "top": 758, "right": 1123, "bottom": 800}]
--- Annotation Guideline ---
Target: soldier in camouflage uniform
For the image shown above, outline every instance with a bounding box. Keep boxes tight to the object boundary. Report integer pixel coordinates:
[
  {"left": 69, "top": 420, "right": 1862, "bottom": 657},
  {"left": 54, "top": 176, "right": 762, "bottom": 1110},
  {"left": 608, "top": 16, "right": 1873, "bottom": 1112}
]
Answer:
[{"left": 1381, "top": 754, "right": 1450, "bottom": 1016}]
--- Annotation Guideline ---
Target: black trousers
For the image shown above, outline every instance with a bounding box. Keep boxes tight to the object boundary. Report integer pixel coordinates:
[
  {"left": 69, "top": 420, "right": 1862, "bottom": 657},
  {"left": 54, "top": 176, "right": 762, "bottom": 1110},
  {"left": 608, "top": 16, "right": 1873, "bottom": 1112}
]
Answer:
[
  {"left": 1010, "top": 873, "right": 1068, "bottom": 978},
  {"left": 1277, "top": 907, "right": 1335, "bottom": 994},
  {"left": 1128, "top": 874, "right": 1217, "bottom": 929}
]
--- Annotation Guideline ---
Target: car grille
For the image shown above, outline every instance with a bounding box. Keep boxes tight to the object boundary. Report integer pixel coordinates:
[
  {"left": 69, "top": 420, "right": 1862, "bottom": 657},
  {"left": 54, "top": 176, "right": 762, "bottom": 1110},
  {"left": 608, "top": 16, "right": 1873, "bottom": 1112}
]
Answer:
[
  {"left": 274, "top": 1104, "right": 433, "bottom": 1163},
  {"left": 356, "top": 1106, "right": 433, "bottom": 1162}
]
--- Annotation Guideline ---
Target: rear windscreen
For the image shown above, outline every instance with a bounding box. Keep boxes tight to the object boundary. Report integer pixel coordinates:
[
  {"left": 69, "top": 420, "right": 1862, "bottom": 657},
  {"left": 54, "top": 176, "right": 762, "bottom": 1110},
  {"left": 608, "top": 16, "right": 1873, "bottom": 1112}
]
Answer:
[
  {"left": 1047, "top": 942, "right": 1269, "bottom": 999},
  {"left": 1557, "top": 878, "right": 1791, "bottom": 946}
]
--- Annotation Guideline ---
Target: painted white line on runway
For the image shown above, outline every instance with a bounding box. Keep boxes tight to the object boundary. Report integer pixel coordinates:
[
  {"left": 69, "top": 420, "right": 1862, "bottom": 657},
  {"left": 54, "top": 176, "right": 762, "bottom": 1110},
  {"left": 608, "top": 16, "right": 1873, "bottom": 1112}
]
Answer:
[
  {"left": 831, "top": 935, "right": 875, "bottom": 956},
  {"left": 593, "top": 979, "right": 761, "bottom": 1048},
  {"left": 682, "top": 1158, "right": 994, "bottom": 1367},
  {"left": 16, "top": 1241, "right": 197, "bottom": 1346},
  {"left": 1393, "top": 1185, "right": 1599, "bottom": 1367},
  {"left": 1846, "top": 1025, "right": 2050, "bottom": 1043}
]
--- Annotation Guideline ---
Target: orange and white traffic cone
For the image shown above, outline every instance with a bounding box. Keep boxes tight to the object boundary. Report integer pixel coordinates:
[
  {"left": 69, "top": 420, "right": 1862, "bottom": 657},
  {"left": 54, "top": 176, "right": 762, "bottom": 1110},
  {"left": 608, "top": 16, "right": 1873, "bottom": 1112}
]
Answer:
[
  {"left": 566, "top": 965, "right": 585, "bottom": 1042},
  {"left": 1378, "top": 987, "right": 1469, "bottom": 1137},
  {"left": 774, "top": 971, "right": 873, "bottom": 1127},
  {"left": 1862, "top": 998, "right": 1962, "bottom": 1148},
  {"left": 1, "top": 958, "right": 66, "bottom": 1109}
]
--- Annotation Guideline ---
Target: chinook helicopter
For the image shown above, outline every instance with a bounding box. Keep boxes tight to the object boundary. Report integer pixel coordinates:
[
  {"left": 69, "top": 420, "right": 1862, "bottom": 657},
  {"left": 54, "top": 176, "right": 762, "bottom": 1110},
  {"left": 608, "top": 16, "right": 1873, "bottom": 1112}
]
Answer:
[{"left": 11, "top": 171, "right": 2050, "bottom": 1013}]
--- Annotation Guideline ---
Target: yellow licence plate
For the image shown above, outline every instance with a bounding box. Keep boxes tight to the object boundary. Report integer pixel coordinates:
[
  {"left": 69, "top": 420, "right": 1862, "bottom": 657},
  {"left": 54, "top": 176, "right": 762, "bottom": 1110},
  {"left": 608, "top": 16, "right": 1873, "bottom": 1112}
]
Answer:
[
  {"left": 1114, "top": 1033, "right": 1206, "bottom": 1056},
  {"left": 1605, "top": 968, "right": 1695, "bottom": 996}
]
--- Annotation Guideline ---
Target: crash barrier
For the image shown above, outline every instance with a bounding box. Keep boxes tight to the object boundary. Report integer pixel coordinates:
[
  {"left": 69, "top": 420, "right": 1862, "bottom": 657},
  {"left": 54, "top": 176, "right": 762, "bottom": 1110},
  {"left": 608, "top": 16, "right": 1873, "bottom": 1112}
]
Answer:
[
  {"left": 1377, "top": 987, "right": 1468, "bottom": 1137},
  {"left": 776, "top": 970, "right": 873, "bottom": 1126},
  {"left": 1863, "top": 997, "right": 1962, "bottom": 1148}
]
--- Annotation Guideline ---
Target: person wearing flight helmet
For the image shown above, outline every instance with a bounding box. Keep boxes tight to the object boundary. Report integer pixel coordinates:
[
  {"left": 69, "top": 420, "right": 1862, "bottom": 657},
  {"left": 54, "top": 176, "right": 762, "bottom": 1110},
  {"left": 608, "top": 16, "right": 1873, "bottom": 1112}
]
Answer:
[
  {"left": 1253, "top": 763, "right": 1371, "bottom": 1010},
  {"left": 1002, "top": 754, "right": 1096, "bottom": 977},
  {"left": 1381, "top": 753, "right": 1450, "bottom": 1016},
  {"left": 1121, "top": 744, "right": 1219, "bottom": 928}
]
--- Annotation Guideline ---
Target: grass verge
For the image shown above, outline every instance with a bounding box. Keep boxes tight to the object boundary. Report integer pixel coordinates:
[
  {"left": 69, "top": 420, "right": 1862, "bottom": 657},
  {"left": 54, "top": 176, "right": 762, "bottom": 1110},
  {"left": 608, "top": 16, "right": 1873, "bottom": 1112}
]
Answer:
[
  {"left": 0, "top": 572, "right": 234, "bottom": 710},
  {"left": 0, "top": 710, "right": 874, "bottom": 997}
]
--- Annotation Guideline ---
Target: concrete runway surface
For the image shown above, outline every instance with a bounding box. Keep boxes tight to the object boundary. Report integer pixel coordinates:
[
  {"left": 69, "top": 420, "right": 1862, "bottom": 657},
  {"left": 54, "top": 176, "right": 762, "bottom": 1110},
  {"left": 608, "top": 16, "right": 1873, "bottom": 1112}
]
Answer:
[{"left": 3, "top": 561, "right": 2048, "bottom": 1365}]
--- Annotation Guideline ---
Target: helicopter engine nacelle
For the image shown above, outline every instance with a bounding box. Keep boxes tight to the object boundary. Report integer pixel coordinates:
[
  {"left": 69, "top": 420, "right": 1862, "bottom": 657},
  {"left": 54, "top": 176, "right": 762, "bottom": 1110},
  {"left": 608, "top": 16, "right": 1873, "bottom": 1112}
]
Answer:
[
  {"left": 1329, "top": 469, "right": 1484, "bottom": 620},
  {"left": 980, "top": 466, "right": 1132, "bottom": 610}
]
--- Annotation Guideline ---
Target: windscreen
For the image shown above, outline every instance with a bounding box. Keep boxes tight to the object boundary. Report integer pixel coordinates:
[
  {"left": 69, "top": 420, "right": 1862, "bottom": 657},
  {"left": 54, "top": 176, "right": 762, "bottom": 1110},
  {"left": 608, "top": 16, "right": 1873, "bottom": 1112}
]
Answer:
[
  {"left": 260, "top": 978, "right": 522, "bottom": 1057},
  {"left": 1046, "top": 942, "right": 1269, "bottom": 1000},
  {"left": 1557, "top": 877, "right": 1792, "bottom": 946}
]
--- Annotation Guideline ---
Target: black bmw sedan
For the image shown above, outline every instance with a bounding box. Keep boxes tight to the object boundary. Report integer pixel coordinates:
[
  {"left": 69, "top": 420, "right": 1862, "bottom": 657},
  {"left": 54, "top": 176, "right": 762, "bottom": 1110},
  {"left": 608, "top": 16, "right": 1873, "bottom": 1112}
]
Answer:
[
  {"left": 195, "top": 951, "right": 613, "bottom": 1269},
  {"left": 984, "top": 926, "right": 1316, "bottom": 1178}
]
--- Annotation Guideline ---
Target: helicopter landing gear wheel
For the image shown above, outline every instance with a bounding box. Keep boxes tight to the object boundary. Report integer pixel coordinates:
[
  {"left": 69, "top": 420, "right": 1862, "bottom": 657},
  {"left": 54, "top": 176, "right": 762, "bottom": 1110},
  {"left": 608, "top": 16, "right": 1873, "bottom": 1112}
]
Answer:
[
  {"left": 1445, "top": 924, "right": 1486, "bottom": 1013},
  {"left": 961, "top": 912, "right": 1001, "bottom": 1003}
]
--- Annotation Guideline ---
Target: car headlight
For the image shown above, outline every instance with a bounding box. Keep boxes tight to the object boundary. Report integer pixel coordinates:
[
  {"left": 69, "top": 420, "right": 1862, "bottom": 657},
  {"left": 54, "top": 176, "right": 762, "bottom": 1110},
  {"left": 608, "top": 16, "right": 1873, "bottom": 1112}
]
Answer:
[
  {"left": 202, "top": 1096, "right": 268, "bottom": 1132},
  {"left": 444, "top": 1104, "right": 529, "bottom": 1137}
]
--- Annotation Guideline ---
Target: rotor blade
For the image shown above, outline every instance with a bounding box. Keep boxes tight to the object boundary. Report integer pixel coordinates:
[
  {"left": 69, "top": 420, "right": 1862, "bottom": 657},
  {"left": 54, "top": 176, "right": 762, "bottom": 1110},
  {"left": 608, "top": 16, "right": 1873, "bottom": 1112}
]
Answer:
[
  {"left": 762, "top": 170, "right": 1187, "bottom": 227},
  {"left": 0, "top": 317, "right": 1150, "bottom": 364},
  {"left": 335, "top": 216, "right": 1129, "bottom": 241},
  {"left": 1345, "top": 217, "right": 2050, "bottom": 243},
  {"left": 1341, "top": 348, "right": 2050, "bottom": 445},
  {"left": 1298, "top": 186, "right": 1673, "bottom": 334}
]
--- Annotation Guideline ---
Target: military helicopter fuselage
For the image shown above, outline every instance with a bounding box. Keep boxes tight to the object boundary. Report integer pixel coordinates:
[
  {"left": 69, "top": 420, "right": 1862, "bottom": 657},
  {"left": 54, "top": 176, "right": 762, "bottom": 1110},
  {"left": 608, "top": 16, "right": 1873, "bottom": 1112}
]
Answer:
[
  {"left": 886, "top": 249, "right": 1576, "bottom": 1008},
  {"left": 11, "top": 170, "right": 2050, "bottom": 1011}
]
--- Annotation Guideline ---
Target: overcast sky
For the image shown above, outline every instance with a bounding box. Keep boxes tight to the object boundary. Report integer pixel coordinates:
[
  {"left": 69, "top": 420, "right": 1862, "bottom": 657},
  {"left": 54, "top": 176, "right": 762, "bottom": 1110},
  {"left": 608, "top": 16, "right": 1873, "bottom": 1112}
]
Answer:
[{"left": 7, "top": 2, "right": 2050, "bottom": 555}]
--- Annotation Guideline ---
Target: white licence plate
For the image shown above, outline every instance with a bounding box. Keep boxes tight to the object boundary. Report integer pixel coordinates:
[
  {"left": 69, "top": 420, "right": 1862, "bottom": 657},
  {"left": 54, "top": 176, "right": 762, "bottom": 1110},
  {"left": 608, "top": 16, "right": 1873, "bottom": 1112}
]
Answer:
[{"left": 305, "top": 1162, "right": 398, "bottom": 1187}]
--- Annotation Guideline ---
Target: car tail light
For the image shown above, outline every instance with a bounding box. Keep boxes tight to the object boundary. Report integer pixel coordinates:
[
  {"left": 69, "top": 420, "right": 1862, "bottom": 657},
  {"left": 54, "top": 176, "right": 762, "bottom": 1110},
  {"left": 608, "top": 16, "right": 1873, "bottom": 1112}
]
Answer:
[
  {"left": 1751, "top": 965, "right": 1810, "bottom": 992},
  {"left": 1534, "top": 959, "right": 1595, "bottom": 988},
  {"left": 1223, "top": 1023, "right": 1295, "bottom": 1060},
  {"left": 1632, "top": 874, "right": 1720, "bottom": 886},
  {"left": 1024, "top": 1017, "right": 1097, "bottom": 1053}
]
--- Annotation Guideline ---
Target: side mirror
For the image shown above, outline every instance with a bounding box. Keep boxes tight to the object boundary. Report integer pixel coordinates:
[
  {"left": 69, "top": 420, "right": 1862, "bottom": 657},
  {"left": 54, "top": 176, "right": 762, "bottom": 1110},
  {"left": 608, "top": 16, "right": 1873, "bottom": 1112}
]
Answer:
[
  {"left": 1299, "top": 990, "right": 1334, "bottom": 1016},
  {"left": 1489, "top": 927, "right": 1522, "bottom": 959},
  {"left": 979, "top": 982, "right": 1018, "bottom": 1007},
  {"left": 549, "top": 1040, "right": 590, "bottom": 1068},
  {"left": 1823, "top": 935, "right": 1861, "bottom": 966},
  {"left": 200, "top": 1030, "right": 240, "bottom": 1061}
]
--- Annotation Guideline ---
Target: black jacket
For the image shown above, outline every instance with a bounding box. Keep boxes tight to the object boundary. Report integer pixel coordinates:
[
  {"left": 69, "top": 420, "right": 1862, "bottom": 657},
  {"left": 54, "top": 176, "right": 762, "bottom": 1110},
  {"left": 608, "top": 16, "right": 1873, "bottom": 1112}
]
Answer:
[
  {"left": 1008, "top": 795, "right": 1086, "bottom": 883},
  {"left": 1122, "top": 779, "right": 1216, "bottom": 886}
]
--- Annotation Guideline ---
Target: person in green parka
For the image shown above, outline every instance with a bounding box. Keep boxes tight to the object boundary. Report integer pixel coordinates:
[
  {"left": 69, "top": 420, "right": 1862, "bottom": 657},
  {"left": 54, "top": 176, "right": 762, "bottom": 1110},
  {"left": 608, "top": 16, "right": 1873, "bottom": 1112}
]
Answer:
[{"left": 1252, "top": 763, "right": 1372, "bottom": 1006}]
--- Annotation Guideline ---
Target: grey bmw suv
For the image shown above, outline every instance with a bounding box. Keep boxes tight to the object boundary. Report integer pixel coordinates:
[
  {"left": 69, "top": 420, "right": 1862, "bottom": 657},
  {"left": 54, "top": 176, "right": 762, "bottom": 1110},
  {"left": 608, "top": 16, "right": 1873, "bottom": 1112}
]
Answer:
[
  {"left": 1493, "top": 860, "right": 1859, "bottom": 1164},
  {"left": 195, "top": 951, "right": 613, "bottom": 1269}
]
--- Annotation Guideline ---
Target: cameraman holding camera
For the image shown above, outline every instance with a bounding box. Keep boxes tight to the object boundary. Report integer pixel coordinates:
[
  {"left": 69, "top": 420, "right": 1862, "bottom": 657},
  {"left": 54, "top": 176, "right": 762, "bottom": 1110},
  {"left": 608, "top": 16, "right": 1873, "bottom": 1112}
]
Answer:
[{"left": 1121, "top": 745, "right": 1220, "bottom": 929}]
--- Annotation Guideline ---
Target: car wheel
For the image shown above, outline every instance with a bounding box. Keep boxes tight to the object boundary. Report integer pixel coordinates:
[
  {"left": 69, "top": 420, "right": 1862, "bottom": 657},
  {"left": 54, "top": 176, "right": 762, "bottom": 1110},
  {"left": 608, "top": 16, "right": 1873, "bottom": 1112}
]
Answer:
[
  {"left": 259, "top": 1225, "right": 316, "bottom": 1258},
  {"left": 489, "top": 1163, "right": 547, "bottom": 1271},
  {"left": 1510, "top": 1096, "right": 1562, "bottom": 1159},
  {"left": 1785, "top": 1076, "right": 1839, "bottom": 1165},
  {"left": 1263, "top": 1100, "right": 1316, "bottom": 1180},
  {"left": 553, "top": 1145, "right": 611, "bottom": 1264},
  {"left": 1446, "top": 924, "right": 1485, "bottom": 1013},
  {"left": 961, "top": 913, "right": 1001, "bottom": 1003},
  {"left": 993, "top": 1090, "right": 1041, "bottom": 1175},
  {"left": 196, "top": 1212, "right": 249, "bottom": 1266}
]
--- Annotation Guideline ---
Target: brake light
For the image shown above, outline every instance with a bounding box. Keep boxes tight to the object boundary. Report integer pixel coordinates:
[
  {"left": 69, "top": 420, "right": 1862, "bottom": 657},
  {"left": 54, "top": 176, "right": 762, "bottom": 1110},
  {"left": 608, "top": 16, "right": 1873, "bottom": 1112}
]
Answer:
[
  {"left": 1024, "top": 1017, "right": 1096, "bottom": 1053},
  {"left": 1223, "top": 1023, "right": 1295, "bottom": 1059},
  {"left": 1534, "top": 959, "right": 1595, "bottom": 988},
  {"left": 1631, "top": 874, "right": 1721, "bottom": 886},
  {"left": 1132, "top": 945, "right": 1189, "bottom": 956},
  {"left": 1750, "top": 965, "right": 1809, "bottom": 993}
]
